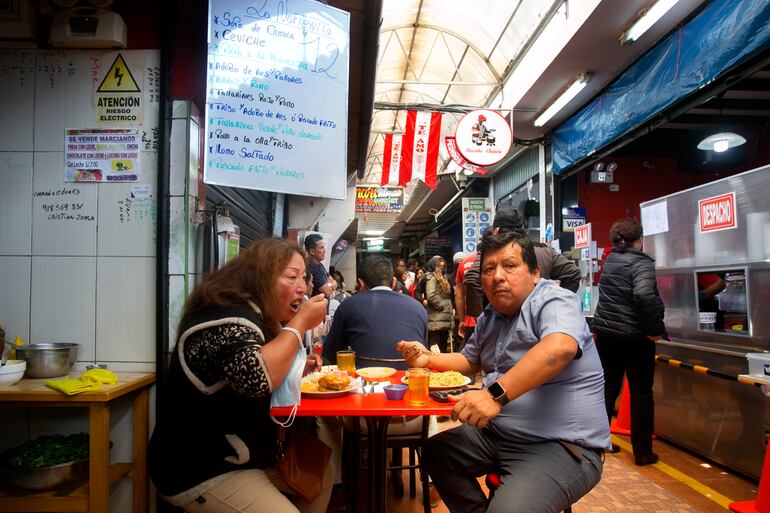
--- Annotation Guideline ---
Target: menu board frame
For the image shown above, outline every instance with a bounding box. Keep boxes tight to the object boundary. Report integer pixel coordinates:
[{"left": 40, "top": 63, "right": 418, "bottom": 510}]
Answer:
[{"left": 204, "top": 0, "right": 350, "bottom": 199}]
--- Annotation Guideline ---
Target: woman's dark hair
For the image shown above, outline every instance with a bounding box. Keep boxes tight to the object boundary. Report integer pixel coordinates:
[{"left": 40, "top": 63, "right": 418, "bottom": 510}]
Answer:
[
  {"left": 180, "top": 238, "right": 305, "bottom": 338},
  {"left": 609, "top": 218, "right": 643, "bottom": 249},
  {"left": 478, "top": 231, "right": 538, "bottom": 274}
]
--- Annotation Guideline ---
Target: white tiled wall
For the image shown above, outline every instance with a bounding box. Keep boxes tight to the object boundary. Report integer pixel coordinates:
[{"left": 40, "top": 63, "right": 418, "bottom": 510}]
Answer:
[
  {"left": 96, "top": 257, "right": 156, "bottom": 363},
  {"left": 0, "top": 51, "right": 34, "bottom": 152},
  {"left": 0, "top": 257, "right": 31, "bottom": 342},
  {"left": 0, "top": 152, "right": 33, "bottom": 255},
  {"left": 30, "top": 257, "right": 97, "bottom": 361}
]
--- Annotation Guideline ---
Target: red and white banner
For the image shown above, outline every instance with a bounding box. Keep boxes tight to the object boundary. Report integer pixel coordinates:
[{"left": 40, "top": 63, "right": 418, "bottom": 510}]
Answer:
[
  {"left": 699, "top": 192, "right": 737, "bottom": 233},
  {"left": 445, "top": 137, "right": 488, "bottom": 175},
  {"left": 400, "top": 110, "right": 442, "bottom": 189},
  {"left": 574, "top": 223, "right": 591, "bottom": 249},
  {"left": 380, "top": 134, "right": 403, "bottom": 186}
]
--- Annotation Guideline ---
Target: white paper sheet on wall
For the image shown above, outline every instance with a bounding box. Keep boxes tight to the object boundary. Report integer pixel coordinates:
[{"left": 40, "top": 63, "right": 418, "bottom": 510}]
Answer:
[{"left": 641, "top": 200, "right": 669, "bottom": 236}]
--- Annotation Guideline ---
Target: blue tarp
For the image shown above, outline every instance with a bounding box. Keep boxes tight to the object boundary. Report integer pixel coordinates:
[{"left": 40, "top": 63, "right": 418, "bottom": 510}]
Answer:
[{"left": 551, "top": 0, "right": 770, "bottom": 174}]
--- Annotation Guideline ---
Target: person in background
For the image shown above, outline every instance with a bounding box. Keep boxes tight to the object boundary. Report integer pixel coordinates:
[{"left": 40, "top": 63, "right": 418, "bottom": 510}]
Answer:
[
  {"left": 397, "top": 232, "right": 609, "bottom": 513},
  {"left": 410, "top": 267, "right": 426, "bottom": 300},
  {"left": 304, "top": 234, "right": 337, "bottom": 298},
  {"left": 424, "top": 255, "right": 454, "bottom": 353},
  {"left": 454, "top": 251, "right": 479, "bottom": 351},
  {"left": 404, "top": 258, "right": 419, "bottom": 290},
  {"left": 393, "top": 258, "right": 409, "bottom": 294},
  {"left": 591, "top": 218, "right": 666, "bottom": 466},
  {"left": 450, "top": 251, "right": 465, "bottom": 287},
  {"left": 331, "top": 270, "right": 346, "bottom": 292},
  {"left": 149, "top": 238, "right": 332, "bottom": 513}
]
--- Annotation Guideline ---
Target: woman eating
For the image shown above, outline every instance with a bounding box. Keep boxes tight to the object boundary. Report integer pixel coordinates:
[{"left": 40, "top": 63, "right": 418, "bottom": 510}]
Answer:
[{"left": 149, "top": 238, "right": 332, "bottom": 512}]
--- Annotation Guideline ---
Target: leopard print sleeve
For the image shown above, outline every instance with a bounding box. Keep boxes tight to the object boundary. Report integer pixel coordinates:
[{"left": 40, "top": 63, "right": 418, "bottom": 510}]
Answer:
[{"left": 183, "top": 323, "right": 271, "bottom": 398}]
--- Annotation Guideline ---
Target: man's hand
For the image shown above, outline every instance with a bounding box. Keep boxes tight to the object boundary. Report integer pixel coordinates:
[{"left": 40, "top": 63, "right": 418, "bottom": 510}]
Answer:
[
  {"left": 303, "top": 354, "right": 322, "bottom": 376},
  {"left": 396, "top": 341, "right": 431, "bottom": 368},
  {"left": 327, "top": 276, "right": 338, "bottom": 291},
  {"left": 449, "top": 389, "right": 501, "bottom": 429},
  {"left": 457, "top": 321, "right": 466, "bottom": 340}
]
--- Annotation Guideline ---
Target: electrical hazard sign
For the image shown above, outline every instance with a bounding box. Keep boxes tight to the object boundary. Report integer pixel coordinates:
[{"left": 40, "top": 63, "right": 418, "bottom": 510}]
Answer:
[{"left": 95, "top": 53, "right": 143, "bottom": 126}]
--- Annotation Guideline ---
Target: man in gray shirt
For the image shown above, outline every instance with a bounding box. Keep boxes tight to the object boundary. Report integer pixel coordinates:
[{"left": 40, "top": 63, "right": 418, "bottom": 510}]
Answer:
[{"left": 397, "top": 232, "right": 610, "bottom": 513}]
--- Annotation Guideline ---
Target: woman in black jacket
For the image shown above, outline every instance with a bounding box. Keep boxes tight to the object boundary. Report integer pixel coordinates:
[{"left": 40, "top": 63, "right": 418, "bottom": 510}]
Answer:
[{"left": 592, "top": 218, "right": 666, "bottom": 466}]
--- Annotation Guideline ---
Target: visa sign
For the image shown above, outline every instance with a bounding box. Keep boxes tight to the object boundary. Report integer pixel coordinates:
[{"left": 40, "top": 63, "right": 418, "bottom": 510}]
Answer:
[
  {"left": 563, "top": 217, "right": 585, "bottom": 232},
  {"left": 574, "top": 223, "right": 591, "bottom": 249},
  {"left": 699, "top": 192, "right": 737, "bottom": 233}
]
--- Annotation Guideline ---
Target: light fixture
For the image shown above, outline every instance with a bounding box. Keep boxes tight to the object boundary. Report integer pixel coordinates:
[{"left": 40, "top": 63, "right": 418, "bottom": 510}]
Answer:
[
  {"left": 534, "top": 73, "right": 592, "bottom": 127},
  {"left": 607, "top": 162, "right": 618, "bottom": 173},
  {"left": 620, "top": 0, "right": 680, "bottom": 45},
  {"left": 361, "top": 230, "right": 385, "bottom": 236},
  {"left": 697, "top": 132, "right": 746, "bottom": 152}
]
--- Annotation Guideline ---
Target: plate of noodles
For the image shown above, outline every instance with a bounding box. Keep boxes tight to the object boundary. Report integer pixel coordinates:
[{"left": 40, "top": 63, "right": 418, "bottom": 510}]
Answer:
[
  {"left": 301, "top": 371, "right": 355, "bottom": 398},
  {"left": 401, "top": 371, "right": 472, "bottom": 390}
]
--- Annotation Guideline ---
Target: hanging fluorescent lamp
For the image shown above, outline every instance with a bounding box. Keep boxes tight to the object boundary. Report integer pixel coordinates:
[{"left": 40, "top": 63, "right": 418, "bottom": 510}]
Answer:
[
  {"left": 697, "top": 132, "right": 746, "bottom": 153},
  {"left": 620, "top": 0, "right": 680, "bottom": 45},
  {"left": 533, "top": 73, "right": 592, "bottom": 127}
]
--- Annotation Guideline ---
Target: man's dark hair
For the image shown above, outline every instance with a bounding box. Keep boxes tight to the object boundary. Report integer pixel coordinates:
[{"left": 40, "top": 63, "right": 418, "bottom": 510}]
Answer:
[
  {"left": 406, "top": 258, "right": 418, "bottom": 269},
  {"left": 609, "top": 218, "right": 643, "bottom": 249},
  {"left": 357, "top": 255, "right": 394, "bottom": 288},
  {"left": 478, "top": 231, "right": 538, "bottom": 274},
  {"left": 304, "top": 233, "right": 323, "bottom": 252}
]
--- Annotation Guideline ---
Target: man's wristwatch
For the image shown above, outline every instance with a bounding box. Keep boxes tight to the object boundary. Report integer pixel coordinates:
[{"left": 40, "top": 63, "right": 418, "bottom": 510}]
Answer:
[{"left": 486, "top": 381, "right": 509, "bottom": 407}]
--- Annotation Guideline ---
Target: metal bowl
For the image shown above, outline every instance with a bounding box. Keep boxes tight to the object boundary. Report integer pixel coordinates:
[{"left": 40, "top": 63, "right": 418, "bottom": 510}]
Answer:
[
  {"left": 15, "top": 343, "right": 79, "bottom": 378},
  {"left": 2, "top": 459, "right": 88, "bottom": 491}
]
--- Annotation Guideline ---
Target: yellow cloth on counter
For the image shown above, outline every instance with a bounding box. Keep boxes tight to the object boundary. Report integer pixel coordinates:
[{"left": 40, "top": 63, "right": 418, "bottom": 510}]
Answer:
[
  {"left": 80, "top": 368, "right": 118, "bottom": 385},
  {"left": 45, "top": 378, "right": 102, "bottom": 396}
]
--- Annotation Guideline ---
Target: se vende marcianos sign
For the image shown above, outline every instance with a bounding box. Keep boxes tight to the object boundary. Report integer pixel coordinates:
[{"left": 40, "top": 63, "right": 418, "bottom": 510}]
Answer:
[{"left": 204, "top": 0, "right": 350, "bottom": 199}]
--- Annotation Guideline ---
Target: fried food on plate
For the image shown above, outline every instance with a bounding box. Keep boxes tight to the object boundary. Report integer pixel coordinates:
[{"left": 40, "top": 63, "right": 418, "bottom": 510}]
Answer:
[{"left": 318, "top": 373, "right": 352, "bottom": 391}]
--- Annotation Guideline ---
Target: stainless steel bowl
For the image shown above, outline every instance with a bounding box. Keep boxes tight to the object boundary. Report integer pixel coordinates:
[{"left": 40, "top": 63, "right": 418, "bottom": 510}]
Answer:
[
  {"left": 2, "top": 459, "right": 88, "bottom": 491},
  {"left": 15, "top": 343, "right": 79, "bottom": 378}
]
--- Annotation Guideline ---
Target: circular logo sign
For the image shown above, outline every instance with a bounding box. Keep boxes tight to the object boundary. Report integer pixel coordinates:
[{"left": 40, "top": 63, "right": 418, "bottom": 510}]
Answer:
[{"left": 454, "top": 109, "right": 513, "bottom": 167}]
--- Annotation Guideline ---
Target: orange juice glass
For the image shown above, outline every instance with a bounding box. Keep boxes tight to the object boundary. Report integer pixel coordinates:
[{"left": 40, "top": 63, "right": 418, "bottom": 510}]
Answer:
[
  {"left": 407, "top": 368, "right": 429, "bottom": 406},
  {"left": 336, "top": 350, "right": 356, "bottom": 376}
]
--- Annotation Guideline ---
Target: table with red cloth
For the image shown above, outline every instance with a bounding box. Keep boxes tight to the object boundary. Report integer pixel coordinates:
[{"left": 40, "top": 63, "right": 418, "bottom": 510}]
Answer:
[{"left": 271, "top": 371, "right": 456, "bottom": 513}]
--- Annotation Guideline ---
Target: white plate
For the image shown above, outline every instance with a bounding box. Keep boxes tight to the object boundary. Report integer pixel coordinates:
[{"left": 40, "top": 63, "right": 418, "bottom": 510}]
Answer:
[
  {"left": 356, "top": 367, "right": 397, "bottom": 380},
  {"left": 400, "top": 374, "right": 472, "bottom": 390},
  {"left": 321, "top": 365, "right": 338, "bottom": 372},
  {"left": 301, "top": 387, "right": 354, "bottom": 398}
]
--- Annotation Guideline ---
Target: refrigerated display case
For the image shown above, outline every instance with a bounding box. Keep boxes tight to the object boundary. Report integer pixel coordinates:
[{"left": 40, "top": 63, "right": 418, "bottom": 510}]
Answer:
[{"left": 641, "top": 164, "right": 770, "bottom": 478}]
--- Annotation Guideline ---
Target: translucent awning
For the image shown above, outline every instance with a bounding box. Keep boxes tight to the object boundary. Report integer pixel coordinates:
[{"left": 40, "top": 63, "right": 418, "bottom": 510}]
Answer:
[{"left": 361, "top": 0, "right": 564, "bottom": 185}]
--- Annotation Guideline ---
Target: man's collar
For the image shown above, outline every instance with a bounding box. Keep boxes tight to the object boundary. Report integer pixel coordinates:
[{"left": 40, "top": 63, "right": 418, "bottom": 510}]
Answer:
[{"left": 370, "top": 285, "right": 393, "bottom": 292}]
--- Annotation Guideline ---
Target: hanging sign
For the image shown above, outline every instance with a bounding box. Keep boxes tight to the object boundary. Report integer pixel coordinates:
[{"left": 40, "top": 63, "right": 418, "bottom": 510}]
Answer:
[
  {"left": 562, "top": 207, "right": 586, "bottom": 232},
  {"left": 574, "top": 222, "right": 591, "bottom": 249},
  {"left": 461, "top": 198, "right": 492, "bottom": 253},
  {"left": 445, "top": 137, "right": 488, "bottom": 175},
  {"left": 453, "top": 109, "right": 512, "bottom": 167},
  {"left": 355, "top": 187, "right": 404, "bottom": 213},
  {"left": 204, "top": 0, "right": 350, "bottom": 199},
  {"left": 699, "top": 192, "right": 737, "bottom": 233}
]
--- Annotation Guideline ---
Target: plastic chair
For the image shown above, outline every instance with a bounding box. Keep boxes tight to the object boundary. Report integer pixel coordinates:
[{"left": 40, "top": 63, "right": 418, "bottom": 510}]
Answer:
[
  {"left": 485, "top": 473, "right": 572, "bottom": 513},
  {"left": 347, "top": 415, "right": 431, "bottom": 513}
]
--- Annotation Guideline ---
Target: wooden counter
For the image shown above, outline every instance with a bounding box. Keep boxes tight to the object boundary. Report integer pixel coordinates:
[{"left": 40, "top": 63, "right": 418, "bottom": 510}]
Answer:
[{"left": 0, "top": 372, "right": 155, "bottom": 513}]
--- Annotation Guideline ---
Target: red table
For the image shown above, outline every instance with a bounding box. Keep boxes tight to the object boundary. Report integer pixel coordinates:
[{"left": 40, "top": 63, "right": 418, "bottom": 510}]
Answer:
[{"left": 270, "top": 371, "right": 456, "bottom": 513}]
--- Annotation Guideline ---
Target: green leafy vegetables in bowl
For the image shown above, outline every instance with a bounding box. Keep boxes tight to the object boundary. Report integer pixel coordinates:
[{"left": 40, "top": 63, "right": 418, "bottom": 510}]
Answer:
[{"left": 3, "top": 433, "right": 89, "bottom": 469}]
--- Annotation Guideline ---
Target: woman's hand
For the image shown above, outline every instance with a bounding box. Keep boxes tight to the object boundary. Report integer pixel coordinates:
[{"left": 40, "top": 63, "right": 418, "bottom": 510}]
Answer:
[
  {"left": 396, "top": 341, "right": 432, "bottom": 368},
  {"left": 303, "top": 353, "right": 322, "bottom": 376},
  {"left": 293, "top": 294, "right": 327, "bottom": 332}
]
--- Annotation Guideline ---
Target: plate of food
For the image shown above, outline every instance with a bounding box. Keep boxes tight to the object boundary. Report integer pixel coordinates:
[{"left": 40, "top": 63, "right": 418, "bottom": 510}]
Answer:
[
  {"left": 356, "top": 367, "right": 397, "bottom": 381},
  {"left": 301, "top": 371, "right": 355, "bottom": 398},
  {"left": 401, "top": 370, "right": 472, "bottom": 390}
]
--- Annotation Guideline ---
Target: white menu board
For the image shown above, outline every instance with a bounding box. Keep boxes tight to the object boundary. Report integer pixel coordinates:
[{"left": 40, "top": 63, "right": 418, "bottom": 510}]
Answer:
[{"left": 205, "top": 0, "right": 350, "bottom": 199}]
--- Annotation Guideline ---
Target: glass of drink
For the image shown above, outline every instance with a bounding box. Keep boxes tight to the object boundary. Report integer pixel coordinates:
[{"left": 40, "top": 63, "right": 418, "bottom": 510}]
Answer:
[
  {"left": 407, "top": 368, "right": 430, "bottom": 406},
  {"left": 336, "top": 350, "right": 356, "bottom": 376}
]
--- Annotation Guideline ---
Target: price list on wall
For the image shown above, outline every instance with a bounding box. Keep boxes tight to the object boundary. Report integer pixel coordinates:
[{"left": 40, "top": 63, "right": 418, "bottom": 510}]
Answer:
[{"left": 204, "top": 0, "right": 350, "bottom": 199}]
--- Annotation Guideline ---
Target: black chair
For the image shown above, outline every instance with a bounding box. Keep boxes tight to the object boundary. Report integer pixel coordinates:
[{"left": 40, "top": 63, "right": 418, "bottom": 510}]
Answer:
[{"left": 347, "top": 415, "right": 431, "bottom": 513}]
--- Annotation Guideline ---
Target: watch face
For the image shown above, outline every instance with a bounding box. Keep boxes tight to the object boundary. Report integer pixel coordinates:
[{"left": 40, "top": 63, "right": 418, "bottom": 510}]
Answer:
[{"left": 487, "top": 381, "right": 505, "bottom": 400}]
